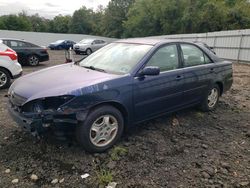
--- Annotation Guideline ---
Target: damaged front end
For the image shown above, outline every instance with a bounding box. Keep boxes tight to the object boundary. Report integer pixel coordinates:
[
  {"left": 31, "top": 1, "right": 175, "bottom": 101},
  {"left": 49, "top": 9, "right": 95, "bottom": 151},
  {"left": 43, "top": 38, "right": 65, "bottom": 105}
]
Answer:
[{"left": 8, "top": 92, "right": 85, "bottom": 137}]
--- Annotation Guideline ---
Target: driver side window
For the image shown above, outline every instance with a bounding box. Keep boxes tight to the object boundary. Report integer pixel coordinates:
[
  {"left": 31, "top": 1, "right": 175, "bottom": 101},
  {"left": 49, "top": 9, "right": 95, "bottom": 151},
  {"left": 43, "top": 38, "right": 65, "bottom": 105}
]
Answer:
[{"left": 146, "top": 45, "right": 179, "bottom": 72}]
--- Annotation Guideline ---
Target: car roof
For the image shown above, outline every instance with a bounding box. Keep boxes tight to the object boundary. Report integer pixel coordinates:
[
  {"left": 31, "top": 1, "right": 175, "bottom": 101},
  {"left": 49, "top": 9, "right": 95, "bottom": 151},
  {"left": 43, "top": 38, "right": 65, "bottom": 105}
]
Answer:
[
  {"left": 115, "top": 38, "right": 183, "bottom": 46},
  {"left": 0, "top": 38, "right": 26, "bottom": 42}
]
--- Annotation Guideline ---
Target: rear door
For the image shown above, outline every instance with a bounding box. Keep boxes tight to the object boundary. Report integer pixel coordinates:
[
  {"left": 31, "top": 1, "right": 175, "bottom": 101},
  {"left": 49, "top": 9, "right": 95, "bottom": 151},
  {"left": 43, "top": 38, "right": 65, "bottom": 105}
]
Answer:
[
  {"left": 92, "top": 40, "right": 100, "bottom": 51},
  {"left": 133, "top": 44, "right": 185, "bottom": 121},
  {"left": 7, "top": 40, "right": 27, "bottom": 63},
  {"left": 179, "top": 43, "right": 215, "bottom": 105}
]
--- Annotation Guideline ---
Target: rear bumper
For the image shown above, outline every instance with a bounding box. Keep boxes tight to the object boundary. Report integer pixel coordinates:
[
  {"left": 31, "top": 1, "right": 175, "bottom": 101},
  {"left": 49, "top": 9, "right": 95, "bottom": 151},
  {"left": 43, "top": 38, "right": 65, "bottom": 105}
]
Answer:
[
  {"left": 39, "top": 54, "right": 49, "bottom": 62},
  {"left": 224, "top": 77, "right": 233, "bottom": 93},
  {"left": 8, "top": 61, "right": 22, "bottom": 78},
  {"left": 13, "top": 71, "right": 22, "bottom": 79}
]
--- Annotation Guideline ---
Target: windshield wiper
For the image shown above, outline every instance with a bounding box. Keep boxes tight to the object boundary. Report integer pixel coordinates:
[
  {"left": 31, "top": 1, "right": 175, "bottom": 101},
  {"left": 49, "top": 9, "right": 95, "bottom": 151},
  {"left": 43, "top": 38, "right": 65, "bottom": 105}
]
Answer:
[{"left": 82, "top": 65, "right": 106, "bottom": 73}]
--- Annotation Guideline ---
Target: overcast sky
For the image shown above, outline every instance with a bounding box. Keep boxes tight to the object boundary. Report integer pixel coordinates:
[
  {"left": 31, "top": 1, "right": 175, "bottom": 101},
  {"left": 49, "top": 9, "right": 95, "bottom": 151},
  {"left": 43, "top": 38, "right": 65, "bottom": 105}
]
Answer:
[{"left": 0, "top": 0, "right": 111, "bottom": 18}]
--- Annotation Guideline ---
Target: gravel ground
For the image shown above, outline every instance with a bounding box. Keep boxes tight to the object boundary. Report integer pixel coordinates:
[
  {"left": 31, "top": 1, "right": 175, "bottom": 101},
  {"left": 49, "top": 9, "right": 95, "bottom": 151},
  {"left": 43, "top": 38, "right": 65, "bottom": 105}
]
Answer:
[{"left": 0, "top": 50, "right": 249, "bottom": 188}]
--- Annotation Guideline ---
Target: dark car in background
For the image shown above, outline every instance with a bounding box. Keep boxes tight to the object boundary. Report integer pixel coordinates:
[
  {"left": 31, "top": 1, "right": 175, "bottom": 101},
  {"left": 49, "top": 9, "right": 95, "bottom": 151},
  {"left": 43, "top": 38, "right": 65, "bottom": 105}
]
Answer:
[
  {"left": 8, "top": 38, "right": 233, "bottom": 153},
  {"left": 1, "top": 38, "right": 49, "bottom": 66},
  {"left": 48, "top": 40, "right": 76, "bottom": 50}
]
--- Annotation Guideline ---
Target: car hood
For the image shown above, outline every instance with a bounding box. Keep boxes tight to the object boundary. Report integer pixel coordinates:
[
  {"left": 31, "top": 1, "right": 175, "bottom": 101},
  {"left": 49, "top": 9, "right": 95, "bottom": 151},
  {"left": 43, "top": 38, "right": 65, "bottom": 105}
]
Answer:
[{"left": 9, "top": 63, "right": 119, "bottom": 104}]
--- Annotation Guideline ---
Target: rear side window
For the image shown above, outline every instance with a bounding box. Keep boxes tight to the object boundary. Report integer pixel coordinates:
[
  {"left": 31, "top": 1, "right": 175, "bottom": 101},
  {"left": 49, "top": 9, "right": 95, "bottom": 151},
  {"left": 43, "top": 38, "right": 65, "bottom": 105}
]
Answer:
[
  {"left": 10, "top": 41, "right": 30, "bottom": 48},
  {"left": 146, "top": 44, "right": 179, "bottom": 72},
  {"left": 181, "top": 44, "right": 212, "bottom": 67},
  {"left": 2, "top": 40, "right": 8, "bottom": 46},
  {"left": 10, "top": 41, "right": 18, "bottom": 47}
]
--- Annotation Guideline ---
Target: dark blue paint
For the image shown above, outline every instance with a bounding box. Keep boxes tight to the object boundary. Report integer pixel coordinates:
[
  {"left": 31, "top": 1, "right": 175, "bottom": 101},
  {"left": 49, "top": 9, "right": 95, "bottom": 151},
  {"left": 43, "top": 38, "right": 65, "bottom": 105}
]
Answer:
[
  {"left": 48, "top": 40, "right": 76, "bottom": 50},
  {"left": 8, "top": 39, "right": 233, "bottom": 132}
]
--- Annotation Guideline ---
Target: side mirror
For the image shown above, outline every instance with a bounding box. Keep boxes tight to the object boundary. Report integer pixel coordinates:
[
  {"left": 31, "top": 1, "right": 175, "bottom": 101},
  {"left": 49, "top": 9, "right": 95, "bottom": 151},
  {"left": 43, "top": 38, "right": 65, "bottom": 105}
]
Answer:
[{"left": 139, "top": 66, "right": 160, "bottom": 76}]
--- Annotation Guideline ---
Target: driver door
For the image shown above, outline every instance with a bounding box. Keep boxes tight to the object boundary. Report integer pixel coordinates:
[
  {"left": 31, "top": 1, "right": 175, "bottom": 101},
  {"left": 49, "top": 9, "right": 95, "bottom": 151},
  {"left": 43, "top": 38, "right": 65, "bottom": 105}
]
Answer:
[{"left": 133, "top": 44, "right": 185, "bottom": 122}]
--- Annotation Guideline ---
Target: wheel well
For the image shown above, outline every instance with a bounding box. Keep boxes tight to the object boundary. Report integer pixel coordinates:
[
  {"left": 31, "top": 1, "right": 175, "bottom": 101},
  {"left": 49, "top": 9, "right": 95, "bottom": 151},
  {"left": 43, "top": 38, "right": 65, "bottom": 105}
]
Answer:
[
  {"left": 29, "top": 54, "right": 38, "bottom": 58},
  {"left": 215, "top": 82, "right": 223, "bottom": 95},
  {"left": 0, "top": 66, "right": 13, "bottom": 78},
  {"left": 90, "top": 102, "right": 129, "bottom": 125}
]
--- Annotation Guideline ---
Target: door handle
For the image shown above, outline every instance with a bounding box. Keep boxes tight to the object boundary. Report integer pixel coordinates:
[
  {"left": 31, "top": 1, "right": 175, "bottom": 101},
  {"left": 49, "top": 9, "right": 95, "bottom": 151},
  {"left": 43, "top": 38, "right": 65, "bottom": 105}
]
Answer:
[{"left": 175, "top": 75, "right": 183, "bottom": 81}]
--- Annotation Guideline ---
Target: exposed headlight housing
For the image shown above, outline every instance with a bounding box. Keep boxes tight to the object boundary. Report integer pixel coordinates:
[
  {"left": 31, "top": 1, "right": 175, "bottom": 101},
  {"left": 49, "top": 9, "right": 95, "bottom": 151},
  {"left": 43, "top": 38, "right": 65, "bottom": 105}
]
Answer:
[{"left": 22, "top": 95, "right": 75, "bottom": 113}]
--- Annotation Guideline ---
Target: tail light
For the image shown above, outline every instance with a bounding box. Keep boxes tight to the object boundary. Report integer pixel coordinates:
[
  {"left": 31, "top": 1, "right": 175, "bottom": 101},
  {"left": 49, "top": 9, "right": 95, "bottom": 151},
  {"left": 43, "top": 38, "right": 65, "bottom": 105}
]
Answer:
[{"left": 0, "top": 48, "right": 18, "bottom": 61}]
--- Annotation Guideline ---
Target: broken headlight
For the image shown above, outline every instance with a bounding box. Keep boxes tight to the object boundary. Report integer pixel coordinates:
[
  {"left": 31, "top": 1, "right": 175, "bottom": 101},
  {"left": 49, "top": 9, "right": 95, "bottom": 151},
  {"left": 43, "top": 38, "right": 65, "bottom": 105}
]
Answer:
[{"left": 22, "top": 95, "right": 75, "bottom": 113}]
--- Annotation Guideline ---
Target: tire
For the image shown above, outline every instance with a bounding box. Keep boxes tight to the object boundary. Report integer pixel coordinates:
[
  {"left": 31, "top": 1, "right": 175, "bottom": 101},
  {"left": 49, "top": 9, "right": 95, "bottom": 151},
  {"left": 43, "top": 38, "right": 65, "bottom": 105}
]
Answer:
[
  {"left": 76, "top": 105, "right": 124, "bottom": 153},
  {"left": 86, "top": 48, "right": 92, "bottom": 55},
  {"left": 0, "top": 68, "right": 11, "bottom": 89},
  {"left": 200, "top": 84, "right": 220, "bottom": 111},
  {"left": 28, "top": 55, "right": 40, "bottom": 66}
]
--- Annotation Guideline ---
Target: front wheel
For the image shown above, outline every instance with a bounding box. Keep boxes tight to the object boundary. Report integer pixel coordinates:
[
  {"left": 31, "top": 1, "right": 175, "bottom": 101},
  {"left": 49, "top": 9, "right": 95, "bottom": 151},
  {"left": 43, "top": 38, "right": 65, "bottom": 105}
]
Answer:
[
  {"left": 200, "top": 84, "right": 220, "bottom": 111},
  {"left": 28, "top": 55, "right": 40, "bottom": 66},
  {"left": 0, "top": 68, "right": 11, "bottom": 89},
  {"left": 76, "top": 105, "right": 124, "bottom": 153}
]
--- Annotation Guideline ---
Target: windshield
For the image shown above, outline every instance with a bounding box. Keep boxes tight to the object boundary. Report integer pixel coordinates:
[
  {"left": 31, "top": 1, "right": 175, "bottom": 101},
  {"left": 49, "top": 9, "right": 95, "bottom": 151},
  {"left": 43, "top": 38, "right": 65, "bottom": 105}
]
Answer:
[
  {"left": 79, "top": 39, "right": 93, "bottom": 44},
  {"left": 55, "top": 40, "right": 64, "bottom": 44},
  {"left": 79, "top": 43, "right": 152, "bottom": 74}
]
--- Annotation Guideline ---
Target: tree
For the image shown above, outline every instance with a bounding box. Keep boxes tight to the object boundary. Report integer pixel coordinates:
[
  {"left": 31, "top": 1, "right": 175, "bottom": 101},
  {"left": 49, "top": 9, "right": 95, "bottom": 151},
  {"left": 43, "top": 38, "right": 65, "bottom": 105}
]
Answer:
[
  {"left": 197, "top": 0, "right": 226, "bottom": 33},
  {"left": 49, "top": 15, "right": 71, "bottom": 33},
  {"left": 0, "top": 0, "right": 250, "bottom": 37},
  {"left": 224, "top": 0, "right": 250, "bottom": 30},
  {"left": 69, "top": 6, "right": 93, "bottom": 34},
  {"left": 102, "top": 0, "right": 135, "bottom": 38},
  {"left": 91, "top": 5, "right": 105, "bottom": 36},
  {"left": 123, "top": 0, "right": 162, "bottom": 37},
  {"left": 0, "top": 14, "right": 32, "bottom": 31},
  {"left": 29, "top": 14, "right": 50, "bottom": 32}
]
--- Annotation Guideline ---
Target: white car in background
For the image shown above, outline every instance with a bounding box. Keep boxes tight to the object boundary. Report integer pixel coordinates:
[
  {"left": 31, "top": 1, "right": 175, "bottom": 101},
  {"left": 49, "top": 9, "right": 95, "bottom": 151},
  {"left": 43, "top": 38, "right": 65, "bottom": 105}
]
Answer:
[
  {"left": 73, "top": 39, "right": 107, "bottom": 55},
  {"left": 0, "top": 42, "right": 22, "bottom": 89}
]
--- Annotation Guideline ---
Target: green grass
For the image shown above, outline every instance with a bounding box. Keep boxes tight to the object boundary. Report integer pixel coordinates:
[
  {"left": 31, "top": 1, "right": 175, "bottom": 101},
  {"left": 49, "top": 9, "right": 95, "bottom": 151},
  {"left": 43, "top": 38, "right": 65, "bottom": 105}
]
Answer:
[
  {"left": 195, "top": 112, "right": 205, "bottom": 118},
  {"left": 110, "top": 146, "right": 128, "bottom": 161},
  {"left": 97, "top": 169, "right": 113, "bottom": 185}
]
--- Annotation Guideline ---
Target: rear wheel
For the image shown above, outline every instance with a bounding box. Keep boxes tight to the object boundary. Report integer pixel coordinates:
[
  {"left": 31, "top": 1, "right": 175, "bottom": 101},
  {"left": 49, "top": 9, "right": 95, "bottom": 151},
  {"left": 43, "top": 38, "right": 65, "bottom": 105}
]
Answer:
[
  {"left": 76, "top": 105, "right": 124, "bottom": 153},
  {"left": 28, "top": 55, "right": 39, "bottom": 66},
  {"left": 0, "top": 68, "right": 11, "bottom": 89},
  {"left": 200, "top": 84, "right": 220, "bottom": 111}
]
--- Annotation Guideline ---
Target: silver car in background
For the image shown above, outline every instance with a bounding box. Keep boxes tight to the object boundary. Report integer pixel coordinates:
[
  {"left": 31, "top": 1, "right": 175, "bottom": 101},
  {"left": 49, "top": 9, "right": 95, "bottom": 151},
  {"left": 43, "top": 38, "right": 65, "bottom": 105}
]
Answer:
[{"left": 73, "top": 39, "right": 107, "bottom": 55}]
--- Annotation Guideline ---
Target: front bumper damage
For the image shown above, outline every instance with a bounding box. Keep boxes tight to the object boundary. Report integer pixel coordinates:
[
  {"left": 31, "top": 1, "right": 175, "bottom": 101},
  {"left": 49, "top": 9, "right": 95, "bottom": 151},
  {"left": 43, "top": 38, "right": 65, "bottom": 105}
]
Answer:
[{"left": 8, "top": 103, "right": 86, "bottom": 137}]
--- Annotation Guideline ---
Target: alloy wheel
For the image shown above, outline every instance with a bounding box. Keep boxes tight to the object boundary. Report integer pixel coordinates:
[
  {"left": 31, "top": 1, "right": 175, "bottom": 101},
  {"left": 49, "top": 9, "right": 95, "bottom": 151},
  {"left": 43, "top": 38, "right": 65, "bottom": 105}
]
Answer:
[
  {"left": 0, "top": 71, "right": 7, "bottom": 87},
  {"left": 89, "top": 115, "right": 118, "bottom": 147},
  {"left": 29, "top": 55, "right": 39, "bottom": 66},
  {"left": 207, "top": 88, "right": 219, "bottom": 108}
]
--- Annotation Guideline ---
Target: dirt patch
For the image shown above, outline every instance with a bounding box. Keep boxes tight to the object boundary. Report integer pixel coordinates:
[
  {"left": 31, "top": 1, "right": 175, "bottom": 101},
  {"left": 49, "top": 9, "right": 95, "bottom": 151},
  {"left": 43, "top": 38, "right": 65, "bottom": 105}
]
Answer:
[{"left": 0, "top": 51, "right": 249, "bottom": 187}]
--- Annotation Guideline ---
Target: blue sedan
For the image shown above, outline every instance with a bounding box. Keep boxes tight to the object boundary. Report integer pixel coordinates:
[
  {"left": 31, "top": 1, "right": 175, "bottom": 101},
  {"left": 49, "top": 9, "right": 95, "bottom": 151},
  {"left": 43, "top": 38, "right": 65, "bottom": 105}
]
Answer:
[
  {"left": 48, "top": 40, "right": 76, "bottom": 50},
  {"left": 8, "top": 38, "right": 233, "bottom": 152}
]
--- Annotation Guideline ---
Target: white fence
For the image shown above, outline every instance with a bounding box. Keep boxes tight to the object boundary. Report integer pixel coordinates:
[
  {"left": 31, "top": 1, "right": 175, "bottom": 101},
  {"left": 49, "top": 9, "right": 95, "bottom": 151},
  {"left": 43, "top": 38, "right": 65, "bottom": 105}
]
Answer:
[
  {"left": 1, "top": 29, "right": 250, "bottom": 62},
  {"left": 150, "top": 29, "right": 250, "bottom": 63},
  {"left": 0, "top": 30, "right": 115, "bottom": 47}
]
